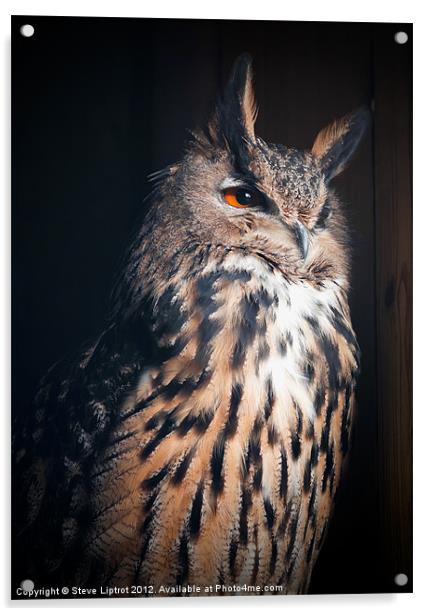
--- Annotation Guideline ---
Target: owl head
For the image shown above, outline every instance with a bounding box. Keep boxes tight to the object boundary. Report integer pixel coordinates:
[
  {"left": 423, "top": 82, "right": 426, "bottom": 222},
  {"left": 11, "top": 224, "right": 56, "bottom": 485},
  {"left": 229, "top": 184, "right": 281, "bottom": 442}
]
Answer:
[{"left": 148, "top": 54, "right": 370, "bottom": 286}]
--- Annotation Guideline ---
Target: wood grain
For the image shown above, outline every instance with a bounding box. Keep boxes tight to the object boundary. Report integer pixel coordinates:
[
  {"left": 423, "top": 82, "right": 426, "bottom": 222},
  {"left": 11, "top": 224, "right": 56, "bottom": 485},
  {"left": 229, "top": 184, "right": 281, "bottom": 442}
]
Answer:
[{"left": 372, "top": 23, "right": 413, "bottom": 592}]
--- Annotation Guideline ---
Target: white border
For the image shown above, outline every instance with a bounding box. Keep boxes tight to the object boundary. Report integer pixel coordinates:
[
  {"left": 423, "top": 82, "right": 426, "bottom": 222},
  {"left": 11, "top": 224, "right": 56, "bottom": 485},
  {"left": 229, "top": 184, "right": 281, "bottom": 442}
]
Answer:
[{"left": 2, "top": 1, "right": 429, "bottom": 614}]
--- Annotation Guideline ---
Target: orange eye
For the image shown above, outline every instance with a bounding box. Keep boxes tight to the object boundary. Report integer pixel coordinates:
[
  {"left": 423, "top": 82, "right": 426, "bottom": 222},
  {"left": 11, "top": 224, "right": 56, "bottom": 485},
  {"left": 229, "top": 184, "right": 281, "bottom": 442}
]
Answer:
[{"left": 223, "top": 187, "right": 260, "bottom": 209}]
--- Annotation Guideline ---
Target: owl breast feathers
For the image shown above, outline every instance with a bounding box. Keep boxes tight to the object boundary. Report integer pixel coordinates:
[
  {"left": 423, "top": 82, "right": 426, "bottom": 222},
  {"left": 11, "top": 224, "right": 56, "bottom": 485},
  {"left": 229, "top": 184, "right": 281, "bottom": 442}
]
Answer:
[{"left": 13, "top": 54, "right": 368, "bottom": 595}]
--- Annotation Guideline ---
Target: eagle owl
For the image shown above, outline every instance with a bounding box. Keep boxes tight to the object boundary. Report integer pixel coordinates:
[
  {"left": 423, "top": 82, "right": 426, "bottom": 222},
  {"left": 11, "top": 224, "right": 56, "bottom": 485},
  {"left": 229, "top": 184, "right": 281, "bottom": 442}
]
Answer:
[{"left": 13, "top": 54, "right": 369, "bottom": 596}]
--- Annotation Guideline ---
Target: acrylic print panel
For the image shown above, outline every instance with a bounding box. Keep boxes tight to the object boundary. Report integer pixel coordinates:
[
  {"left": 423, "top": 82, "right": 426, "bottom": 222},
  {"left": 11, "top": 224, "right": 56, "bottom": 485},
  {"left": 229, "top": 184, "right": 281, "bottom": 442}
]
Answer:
[{"left": 11, "top": 16, "right": 412, "bottom": 599}]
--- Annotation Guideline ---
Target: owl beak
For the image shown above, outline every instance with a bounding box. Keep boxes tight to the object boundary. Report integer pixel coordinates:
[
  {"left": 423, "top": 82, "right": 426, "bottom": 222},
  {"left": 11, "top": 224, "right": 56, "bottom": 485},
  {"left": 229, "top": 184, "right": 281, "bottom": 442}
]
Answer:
[{"left": 293, "top": 221, "right": 309, "bottom": 260}]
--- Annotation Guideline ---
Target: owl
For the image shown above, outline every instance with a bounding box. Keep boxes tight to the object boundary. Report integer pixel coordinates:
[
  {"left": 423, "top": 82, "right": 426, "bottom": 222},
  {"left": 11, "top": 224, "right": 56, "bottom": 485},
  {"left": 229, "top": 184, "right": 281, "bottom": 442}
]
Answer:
[{"left": 13, "top": 54, "right": 369, "bottom": 596}]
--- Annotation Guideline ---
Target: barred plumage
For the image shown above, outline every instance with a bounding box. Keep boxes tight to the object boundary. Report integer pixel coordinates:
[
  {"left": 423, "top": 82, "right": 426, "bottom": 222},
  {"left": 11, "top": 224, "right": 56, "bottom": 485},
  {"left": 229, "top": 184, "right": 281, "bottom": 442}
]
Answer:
[{"left": 13, "top": 54, "right": 368, "bottom": 596}]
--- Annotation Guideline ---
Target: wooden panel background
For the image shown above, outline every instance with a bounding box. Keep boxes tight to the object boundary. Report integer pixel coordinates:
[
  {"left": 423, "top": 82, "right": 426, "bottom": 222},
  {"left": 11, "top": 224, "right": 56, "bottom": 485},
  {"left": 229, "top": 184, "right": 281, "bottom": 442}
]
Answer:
[
  {"left": 12, "top": 17, "right": 412, "bottom": 593},
  {"left": 373, "top": 23, "right": 413, "bottom": 591}
]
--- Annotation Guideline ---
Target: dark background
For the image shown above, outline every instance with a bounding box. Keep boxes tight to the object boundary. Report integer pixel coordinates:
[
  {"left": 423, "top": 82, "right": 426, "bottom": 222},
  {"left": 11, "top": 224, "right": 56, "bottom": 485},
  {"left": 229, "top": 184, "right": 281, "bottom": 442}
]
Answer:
[{"left": 12, "top": 17, "right": 412, "bottom": 594}]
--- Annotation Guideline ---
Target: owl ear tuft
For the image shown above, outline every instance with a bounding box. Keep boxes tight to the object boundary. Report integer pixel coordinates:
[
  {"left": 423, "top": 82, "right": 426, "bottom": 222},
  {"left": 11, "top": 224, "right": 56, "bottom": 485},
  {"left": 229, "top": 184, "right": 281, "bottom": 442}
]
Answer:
[
  {"left": 205, "top": 53, "right": 258, "bottom": 164},
  {"left": 312, "top": 107, "right": 371, "bottom": 181},
  {"left": 229, "top": 52, "right": 258, "bottom": 140}
]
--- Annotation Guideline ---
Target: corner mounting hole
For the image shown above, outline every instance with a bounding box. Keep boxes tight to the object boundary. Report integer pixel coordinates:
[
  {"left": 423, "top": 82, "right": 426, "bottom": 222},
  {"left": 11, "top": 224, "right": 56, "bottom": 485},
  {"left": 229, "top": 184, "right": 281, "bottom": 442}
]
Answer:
[
  {"left": 20, "top": 579, "right": 35, "bottom": 592},
  {"left": 394, "top": 31, "right": 408, "bottom": 45},
  {"left": 394, "top": 573, "right": 408, "bottom": 587},
  {"left": 20, "top": 24, "right": 35, "bottom": 38}
]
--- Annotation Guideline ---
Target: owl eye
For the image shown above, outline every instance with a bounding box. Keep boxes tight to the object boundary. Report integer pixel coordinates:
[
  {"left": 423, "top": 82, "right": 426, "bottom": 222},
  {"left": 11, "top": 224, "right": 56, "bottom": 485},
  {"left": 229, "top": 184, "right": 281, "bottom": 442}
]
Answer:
[{"left": 222, "top": 186, "right": 260, "bottom": 209}]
